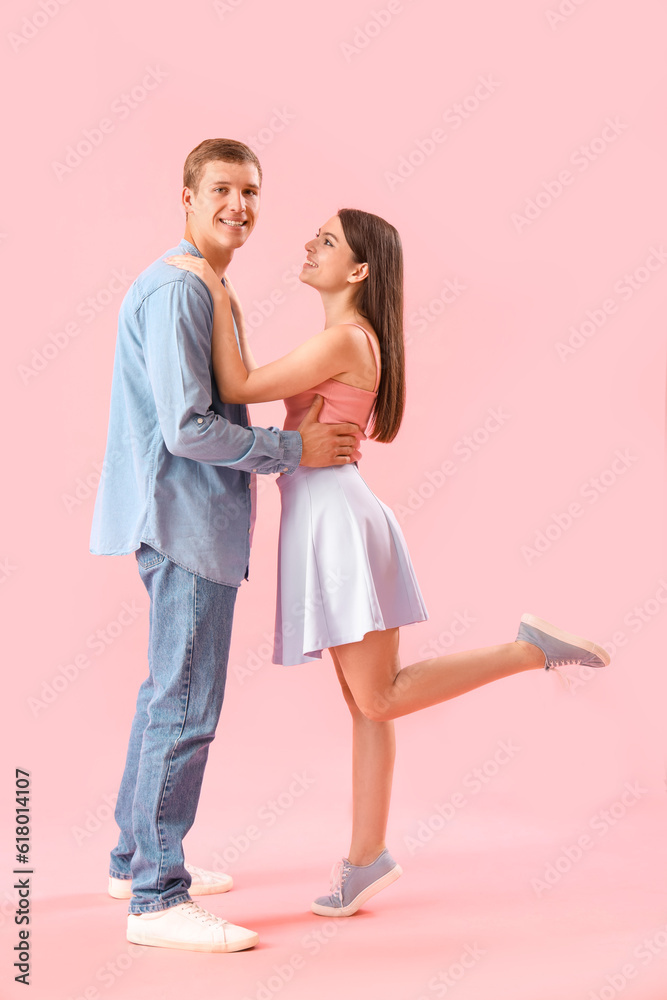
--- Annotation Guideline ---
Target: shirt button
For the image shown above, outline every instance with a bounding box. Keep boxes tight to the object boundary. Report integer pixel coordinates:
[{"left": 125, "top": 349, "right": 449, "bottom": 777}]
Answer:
[
  {"left": 282, "top": 467, "right": 288, "bottom": 473},
  {"left": 197, "top": 418, "right": 203, "bottom": 424}
]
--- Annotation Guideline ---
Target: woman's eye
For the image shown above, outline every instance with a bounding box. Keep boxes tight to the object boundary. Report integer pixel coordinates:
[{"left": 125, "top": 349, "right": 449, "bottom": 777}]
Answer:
[{"left": 324, "top": 239, "right": 333, "bottom": 246}]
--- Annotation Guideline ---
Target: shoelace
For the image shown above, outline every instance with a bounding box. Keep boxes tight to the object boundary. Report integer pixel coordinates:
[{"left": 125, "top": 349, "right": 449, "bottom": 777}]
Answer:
[
  {"left": 329, "top": 859, "right": 353, "bottom": 904},
  {"left": 546, "top": 657, "right": 581, "bottom": 669},
  {"left": 182, "top": 901, "right": 228, "bottom": 931}
]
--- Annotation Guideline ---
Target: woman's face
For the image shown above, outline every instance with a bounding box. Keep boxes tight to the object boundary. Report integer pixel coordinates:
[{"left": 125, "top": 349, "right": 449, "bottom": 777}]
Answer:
[{"left": 300, "top": 214, "right": 367, "bottom": 291}]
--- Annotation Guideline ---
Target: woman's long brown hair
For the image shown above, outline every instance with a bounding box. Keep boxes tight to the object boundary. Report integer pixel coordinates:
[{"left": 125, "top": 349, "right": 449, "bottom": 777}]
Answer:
[{"left": 338, "top": 208, "right": 405, "bottom": 442}]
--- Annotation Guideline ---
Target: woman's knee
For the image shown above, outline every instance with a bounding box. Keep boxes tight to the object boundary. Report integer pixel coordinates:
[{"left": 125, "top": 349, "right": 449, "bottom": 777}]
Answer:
[
  {"left": 335, "top": 675, "right": 399, "bottom": 721},
  {"left": 337, "top": 677, "right": 391, "bottom": 722},
  {"left": 355, "top": 692, "right": 394, "bottom": 723},
  {"left": 356, "top": 674, "right": 410, "bottom": 721}
]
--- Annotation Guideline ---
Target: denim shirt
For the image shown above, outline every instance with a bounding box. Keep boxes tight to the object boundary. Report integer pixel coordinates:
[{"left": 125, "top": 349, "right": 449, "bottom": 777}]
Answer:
[{"left": 89, "top": 238, "right": 302, "bottom": 587}]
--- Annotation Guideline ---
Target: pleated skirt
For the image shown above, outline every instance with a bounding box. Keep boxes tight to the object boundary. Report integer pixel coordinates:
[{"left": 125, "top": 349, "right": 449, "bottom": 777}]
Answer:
[{"left": 272, "top": 464, "right": 428, "bottom": 665}]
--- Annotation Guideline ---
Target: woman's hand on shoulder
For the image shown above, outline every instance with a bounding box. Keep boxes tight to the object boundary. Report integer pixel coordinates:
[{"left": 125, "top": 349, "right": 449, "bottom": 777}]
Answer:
[{"left": 163, "top": 253, "right": 228, "bottom": 302}]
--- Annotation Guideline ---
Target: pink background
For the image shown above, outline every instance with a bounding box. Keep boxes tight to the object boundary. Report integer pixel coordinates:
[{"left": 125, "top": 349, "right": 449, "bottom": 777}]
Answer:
[{"left": 2, "top": 0, "right": 667, "bottom": 997}]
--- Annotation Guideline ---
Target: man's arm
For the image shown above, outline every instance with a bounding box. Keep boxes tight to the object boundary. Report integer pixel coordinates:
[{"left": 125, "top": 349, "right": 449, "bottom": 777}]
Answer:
[
  {"left": 140, "top": 277, "right": 357, "bottom": 471},
  {"left": 141, "top": 277, "right": 299, "bottom": 473}
]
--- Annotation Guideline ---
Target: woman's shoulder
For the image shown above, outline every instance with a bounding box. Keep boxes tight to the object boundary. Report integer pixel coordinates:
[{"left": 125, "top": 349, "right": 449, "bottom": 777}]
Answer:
[
  {"left": 323, "top": 323, "right": 380, "bottom": 392},
  {"left": 322, "top": 321, "right": 379, "bottom": 353}
]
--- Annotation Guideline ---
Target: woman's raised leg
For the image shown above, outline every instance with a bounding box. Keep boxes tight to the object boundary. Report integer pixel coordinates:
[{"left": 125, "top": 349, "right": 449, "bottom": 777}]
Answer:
[{"left": 332, "top": 628, "right": 545, "bottom": 723}]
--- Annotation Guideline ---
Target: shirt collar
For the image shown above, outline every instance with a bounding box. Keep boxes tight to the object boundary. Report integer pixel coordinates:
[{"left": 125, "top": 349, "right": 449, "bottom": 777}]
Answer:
[
  {"left": 179, "top": 238, "right": 203, "bottom": 257},
  {"left": 177, "top": 238, "right": 226, "bottom": 286}
]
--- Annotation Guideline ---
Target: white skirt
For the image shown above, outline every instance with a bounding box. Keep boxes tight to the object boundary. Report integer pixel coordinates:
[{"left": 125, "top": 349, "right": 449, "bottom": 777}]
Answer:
[{"left": 272, "top": 464, "right": 429, "bottom": 665}]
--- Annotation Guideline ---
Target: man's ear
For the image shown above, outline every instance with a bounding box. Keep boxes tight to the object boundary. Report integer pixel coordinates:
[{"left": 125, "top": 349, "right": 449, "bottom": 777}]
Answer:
[{"left": 182, "top": 186, "right": 194, "bottom": 215}]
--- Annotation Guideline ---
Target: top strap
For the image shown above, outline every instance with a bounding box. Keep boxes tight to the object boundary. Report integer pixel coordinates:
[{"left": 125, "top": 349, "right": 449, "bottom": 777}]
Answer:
[{"left": 347, "top": 323, "right": 381, "bottom": 393}]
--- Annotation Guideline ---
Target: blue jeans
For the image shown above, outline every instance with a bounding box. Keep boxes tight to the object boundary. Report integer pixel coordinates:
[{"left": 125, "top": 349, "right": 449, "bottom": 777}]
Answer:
[{"left": 109, "top": 543, "right": 237, "bottom": 913}]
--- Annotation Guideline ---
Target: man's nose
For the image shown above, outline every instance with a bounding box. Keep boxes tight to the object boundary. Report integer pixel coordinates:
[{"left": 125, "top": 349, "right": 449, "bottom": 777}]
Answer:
[{"left": 227, "top": 190, "right": 244, "bottom": 213}]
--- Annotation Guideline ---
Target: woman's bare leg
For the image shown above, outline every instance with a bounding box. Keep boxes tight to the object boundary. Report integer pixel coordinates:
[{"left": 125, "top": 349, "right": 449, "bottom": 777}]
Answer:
[
  {"left": 330, "top": 648, "right": 396, "bottom": 866},
  {"left": 332, "top": 629, "right": 545, "bottom": 723}
]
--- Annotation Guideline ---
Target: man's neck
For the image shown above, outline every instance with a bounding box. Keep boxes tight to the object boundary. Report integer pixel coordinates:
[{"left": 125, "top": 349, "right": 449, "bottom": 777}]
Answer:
[{"left": 182, "top": 225, "right": 233, "bottom": 280}]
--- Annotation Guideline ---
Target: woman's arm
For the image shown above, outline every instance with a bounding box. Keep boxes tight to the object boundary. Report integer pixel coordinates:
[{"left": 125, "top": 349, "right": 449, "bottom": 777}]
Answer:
[
  {"left": 224, "top": 275, "right": 257, "bottom": 372},
  {"left": 210, "top": 286, "right": 255, "bottom": 400},
  {"left": 212, "top": 317, "right": 362, "bottom": 404},
  {"left": 165, "top": 253, "right": 364, "bottom": 405}
]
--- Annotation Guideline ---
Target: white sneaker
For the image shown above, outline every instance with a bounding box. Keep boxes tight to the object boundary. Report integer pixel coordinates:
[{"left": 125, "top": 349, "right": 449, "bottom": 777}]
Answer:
[
  {"left": 109, "top": 863, "right": 233, "bottom": 899},
  {"left": 126, "top": 901, "right": 258, "bottom": 953}
]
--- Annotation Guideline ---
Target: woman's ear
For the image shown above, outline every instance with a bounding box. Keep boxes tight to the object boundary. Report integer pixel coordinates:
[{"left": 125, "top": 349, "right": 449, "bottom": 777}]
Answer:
[{"left": 348, "top": 262, "right": 369, "bottom": 284}]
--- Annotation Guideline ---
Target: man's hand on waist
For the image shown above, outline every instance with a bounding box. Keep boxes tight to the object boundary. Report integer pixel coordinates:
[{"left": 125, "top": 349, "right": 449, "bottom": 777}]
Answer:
[{"left": 297, "top": 395, "right": 360, "bottom": 467}]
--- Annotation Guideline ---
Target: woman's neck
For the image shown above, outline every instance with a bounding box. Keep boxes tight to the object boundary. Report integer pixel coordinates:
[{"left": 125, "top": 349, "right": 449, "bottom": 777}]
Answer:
[{"left": 319, "top": 288, "right": 366, "bottom": 330}]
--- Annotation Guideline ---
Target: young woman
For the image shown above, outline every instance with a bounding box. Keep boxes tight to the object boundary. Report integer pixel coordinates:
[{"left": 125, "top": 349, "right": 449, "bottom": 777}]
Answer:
[{"left": 165, "top": 208, "right": 609, "bottom": 918}]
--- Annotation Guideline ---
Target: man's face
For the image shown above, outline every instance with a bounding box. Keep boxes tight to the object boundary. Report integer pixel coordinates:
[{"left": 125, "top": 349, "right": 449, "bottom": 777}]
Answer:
[{"left": 183, "top": 159, "right": 260, "bottom": 251}]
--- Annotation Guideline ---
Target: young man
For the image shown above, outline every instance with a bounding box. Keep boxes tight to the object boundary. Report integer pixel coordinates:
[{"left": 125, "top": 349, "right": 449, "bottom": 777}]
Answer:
[{"left": 89, "top": 138, "right": 359, "bottom": 953}]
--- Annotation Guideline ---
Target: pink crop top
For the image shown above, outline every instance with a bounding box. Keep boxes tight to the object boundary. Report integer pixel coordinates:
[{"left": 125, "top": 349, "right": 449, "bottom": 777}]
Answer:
[{"left": 282, "top": 324, "right": 381, "bottom": 463}]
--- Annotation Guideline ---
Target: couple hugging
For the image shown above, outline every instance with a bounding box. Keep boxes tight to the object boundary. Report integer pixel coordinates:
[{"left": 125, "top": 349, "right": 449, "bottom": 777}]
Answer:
[{"left": 90, "top": 137, "right": 609, "bottom": 954}]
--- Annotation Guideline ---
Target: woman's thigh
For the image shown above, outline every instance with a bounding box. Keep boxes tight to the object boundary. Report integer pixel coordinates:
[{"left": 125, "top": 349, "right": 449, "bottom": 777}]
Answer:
[{"left": 330, "top": 628, "right": 401, "bottom": 720}]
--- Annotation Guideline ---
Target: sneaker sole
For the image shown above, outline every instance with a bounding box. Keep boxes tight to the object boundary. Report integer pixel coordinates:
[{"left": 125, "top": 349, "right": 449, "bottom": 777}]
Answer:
[
  {"left": 126, "top": 928, "right": 258, "bottom": 953},
  {"left": 311, "top": 864, "right": 403, "bottom": 917},
  {"left": 521, "top": 612, "right": 610, "bottom": 667},
  {"left": 109, "top": 878, "right": 233, "bottom": 900}
]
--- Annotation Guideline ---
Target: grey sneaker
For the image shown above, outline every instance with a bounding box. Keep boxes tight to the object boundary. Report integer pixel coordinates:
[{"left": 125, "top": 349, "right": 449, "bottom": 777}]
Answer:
[
  {"left": 311, "top": 848, "right": 402, "bottom": 917},
  {"left": 516, "top": 612, "right": 610, "bottom": 671}
]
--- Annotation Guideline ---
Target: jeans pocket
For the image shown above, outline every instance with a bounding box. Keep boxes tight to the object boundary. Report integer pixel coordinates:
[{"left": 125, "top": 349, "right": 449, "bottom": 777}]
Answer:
[{"left": 135, "top": 543, "right": 166, "bottom": 570}]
